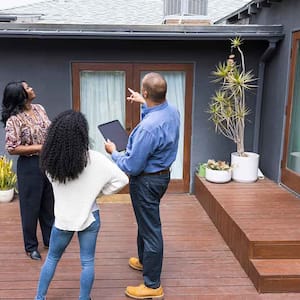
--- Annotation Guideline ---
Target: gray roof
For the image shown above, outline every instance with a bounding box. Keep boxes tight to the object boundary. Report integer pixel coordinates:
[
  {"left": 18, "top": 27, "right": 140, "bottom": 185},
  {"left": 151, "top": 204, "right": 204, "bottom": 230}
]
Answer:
[
  {"left": 4, "top": 0, "right": 163, "bottom": 25},
  {"left": 216, "top": 0, "right": 283, "bottom": 24},
  {"left": 0, "top": 0, "right": 252, "bottom": 25},
  {"left": 208, "top": 0, "right": 251, "bottom": 22},
  {"left": 0, "top": 0, "right": 282, "bottom": 43}
]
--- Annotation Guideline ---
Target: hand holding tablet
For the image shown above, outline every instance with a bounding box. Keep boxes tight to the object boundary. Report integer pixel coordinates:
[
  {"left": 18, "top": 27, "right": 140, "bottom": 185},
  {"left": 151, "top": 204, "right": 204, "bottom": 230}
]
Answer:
[{"left": 98, "top": 120, "right": 128, "bottom": 152}]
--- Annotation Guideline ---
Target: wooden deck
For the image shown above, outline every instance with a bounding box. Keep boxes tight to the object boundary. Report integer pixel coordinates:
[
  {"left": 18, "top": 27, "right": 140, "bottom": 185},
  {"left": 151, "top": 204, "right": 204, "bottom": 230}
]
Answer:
[
  {"left": 195, "top": 174, "right": 300, "bottom": 294},
  {"left": 1, "top": 192, "right": 300, "bottom": 299}
]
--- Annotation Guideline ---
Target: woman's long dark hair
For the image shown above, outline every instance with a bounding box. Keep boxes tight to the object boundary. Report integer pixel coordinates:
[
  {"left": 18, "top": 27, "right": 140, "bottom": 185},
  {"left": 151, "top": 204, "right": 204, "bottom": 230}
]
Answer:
[
  {"left": 40, "top": 110, "right": 90, "bottom": 183},
  {"left": 1, "top": 81, "right": 28, "bottom": 126}
]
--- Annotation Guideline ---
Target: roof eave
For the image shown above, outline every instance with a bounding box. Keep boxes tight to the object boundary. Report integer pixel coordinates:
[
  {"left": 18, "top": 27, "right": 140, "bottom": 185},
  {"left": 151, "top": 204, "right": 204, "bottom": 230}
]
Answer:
[
  {"left": 0, "top": 23, "right": 284, "bottom": 41},
  {"left": 215, "top": 0, "right": 283, "bottom": 24}
]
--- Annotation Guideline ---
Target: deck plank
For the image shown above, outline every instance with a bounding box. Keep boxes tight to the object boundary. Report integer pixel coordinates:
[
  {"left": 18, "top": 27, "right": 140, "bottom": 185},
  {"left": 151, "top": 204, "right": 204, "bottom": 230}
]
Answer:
[{"left": 0, "top": 194, "right": 299, "bottom": 299}]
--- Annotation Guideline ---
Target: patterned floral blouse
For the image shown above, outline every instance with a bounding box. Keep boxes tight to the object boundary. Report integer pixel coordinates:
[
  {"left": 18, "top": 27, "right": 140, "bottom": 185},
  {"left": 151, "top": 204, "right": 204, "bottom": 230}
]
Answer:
[{"left": 5, "top": 104, "right": 50, "bottom": 153}]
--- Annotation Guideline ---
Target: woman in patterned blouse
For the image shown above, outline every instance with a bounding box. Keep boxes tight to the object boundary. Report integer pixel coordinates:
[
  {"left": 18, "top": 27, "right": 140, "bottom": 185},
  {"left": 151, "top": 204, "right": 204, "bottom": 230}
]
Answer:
[{"left": 1, "top": 81, "right": 54, "bottom": 261}]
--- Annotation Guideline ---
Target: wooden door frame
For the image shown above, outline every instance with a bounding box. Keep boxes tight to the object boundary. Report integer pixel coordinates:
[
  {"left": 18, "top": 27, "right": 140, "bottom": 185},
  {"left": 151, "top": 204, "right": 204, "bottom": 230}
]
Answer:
[
  {"left": 71, "top": 62, "right": 193, "bottom": 193},
  {"left": 281, "top": 31, "right": 300, "bottom": 194},
  {"left": 72, "top": 63, "right": 135, "bottom": 134}
]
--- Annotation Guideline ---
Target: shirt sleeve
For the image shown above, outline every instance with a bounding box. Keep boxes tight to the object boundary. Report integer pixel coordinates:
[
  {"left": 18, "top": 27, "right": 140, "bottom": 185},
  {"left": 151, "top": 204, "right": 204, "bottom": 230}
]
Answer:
[
  {"left": 5, "top": 117, "right": 22, "bottom": 150},
  {"left": 101, "top": 157, "right": 129, "bottom": 195},
  {"left": 88, "top": 150, "right": 128, "bottom": 195},
  {"left": 112, "top": 127, "right": 157, "bottom": 176}
]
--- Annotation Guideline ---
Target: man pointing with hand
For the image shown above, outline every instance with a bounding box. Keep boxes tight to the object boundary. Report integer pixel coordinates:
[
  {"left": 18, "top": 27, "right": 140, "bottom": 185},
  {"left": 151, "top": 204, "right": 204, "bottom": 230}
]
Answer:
[{"left": 105, "top": 72, "right": 180, "bottom": 300}]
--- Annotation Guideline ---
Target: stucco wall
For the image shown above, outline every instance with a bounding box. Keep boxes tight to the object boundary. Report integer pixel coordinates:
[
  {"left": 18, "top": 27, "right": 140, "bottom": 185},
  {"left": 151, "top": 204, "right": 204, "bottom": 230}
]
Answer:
[
  {"left": 249, "top": 0, "right": 300, "bottom": 181},
  {"left": 0, "top": 38, "right": 265, "bottom": 191}
]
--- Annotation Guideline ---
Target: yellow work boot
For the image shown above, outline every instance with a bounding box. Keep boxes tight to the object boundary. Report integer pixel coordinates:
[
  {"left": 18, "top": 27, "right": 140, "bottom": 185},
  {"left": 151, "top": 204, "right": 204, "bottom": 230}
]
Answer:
[
  {"left": 125, "top": 283, "right": 164, "bottom": 299},
  {"left": 128, "top": 257, "right": 143, "bottom": 271}
]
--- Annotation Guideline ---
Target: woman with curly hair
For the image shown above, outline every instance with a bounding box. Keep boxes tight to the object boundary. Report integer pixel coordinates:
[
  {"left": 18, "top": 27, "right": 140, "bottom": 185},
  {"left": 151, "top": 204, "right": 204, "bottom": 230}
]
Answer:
[
  {"left": 1, "top": 81, "right": 54, "bottom": 261},
  {"left": 35, "top": 110, "right": 129, "bottom": 300}
]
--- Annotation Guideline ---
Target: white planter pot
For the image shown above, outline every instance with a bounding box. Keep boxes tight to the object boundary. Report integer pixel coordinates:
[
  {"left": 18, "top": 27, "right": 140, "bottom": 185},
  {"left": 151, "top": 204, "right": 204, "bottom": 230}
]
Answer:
[
  {"left": 231, "top": 152, "right": 260, "bottom": 183},
  {"left": 0, "top": 188, "right": 14, "bottom": 203},
  {"left": 205, "top": 167, "right": 231, "bottom": 183}
]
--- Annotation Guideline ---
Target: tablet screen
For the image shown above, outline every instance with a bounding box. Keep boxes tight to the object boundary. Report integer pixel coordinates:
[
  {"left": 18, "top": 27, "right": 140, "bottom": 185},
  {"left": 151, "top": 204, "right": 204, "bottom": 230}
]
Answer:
[{"left": 97, "top": 120, "right": 128, "bottom": 151}]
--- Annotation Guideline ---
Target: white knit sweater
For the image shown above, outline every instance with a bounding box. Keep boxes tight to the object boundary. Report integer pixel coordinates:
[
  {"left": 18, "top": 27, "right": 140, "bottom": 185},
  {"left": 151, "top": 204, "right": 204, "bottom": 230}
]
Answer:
[{"left": 49, "top": 150, "right": 129, "bottom": 231}]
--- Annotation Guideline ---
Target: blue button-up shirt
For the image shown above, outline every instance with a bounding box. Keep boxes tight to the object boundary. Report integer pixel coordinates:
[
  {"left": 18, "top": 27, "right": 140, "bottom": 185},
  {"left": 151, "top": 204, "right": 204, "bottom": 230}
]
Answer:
[{"left": 112, "top": 101, "right": 180, "bottom": 176}]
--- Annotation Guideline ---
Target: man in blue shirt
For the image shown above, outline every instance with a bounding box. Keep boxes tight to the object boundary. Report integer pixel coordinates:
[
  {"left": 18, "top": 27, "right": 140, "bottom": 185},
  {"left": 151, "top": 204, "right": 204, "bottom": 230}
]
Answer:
[{"left": 105, "top": 72, "right": 180, "bottom": 300}]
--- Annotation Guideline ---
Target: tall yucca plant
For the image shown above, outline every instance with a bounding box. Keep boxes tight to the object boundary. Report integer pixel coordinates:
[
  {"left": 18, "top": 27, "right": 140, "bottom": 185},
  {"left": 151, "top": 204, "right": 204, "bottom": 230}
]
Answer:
[
  {"left": 208, "top": 37, "right": 257, "bottom": 156},
  {"left": 0, "top": 156, "right": 17, "bottom": 190}
]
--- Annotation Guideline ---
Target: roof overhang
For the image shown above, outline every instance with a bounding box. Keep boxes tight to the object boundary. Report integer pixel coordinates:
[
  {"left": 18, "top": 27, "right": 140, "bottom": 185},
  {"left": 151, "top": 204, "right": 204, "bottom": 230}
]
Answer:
[
  {"left": 0, "top": 23, "right": 284, "bottom": 42},
  {"left": 215, "top": 0, "right": 283, "bottom": 24}
]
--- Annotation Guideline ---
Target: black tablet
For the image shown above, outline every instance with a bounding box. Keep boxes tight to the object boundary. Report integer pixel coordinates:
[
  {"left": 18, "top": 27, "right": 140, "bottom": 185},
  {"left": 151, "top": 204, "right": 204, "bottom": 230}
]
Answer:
[{"left": 97, "top": 120, "right": 128, "bottom": 151}]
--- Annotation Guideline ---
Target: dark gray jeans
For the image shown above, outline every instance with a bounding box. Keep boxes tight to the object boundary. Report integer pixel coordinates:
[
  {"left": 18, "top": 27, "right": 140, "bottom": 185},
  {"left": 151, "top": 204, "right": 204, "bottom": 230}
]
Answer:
[{"left": 129, "top": 172, "right": 170, "bottom": 288}]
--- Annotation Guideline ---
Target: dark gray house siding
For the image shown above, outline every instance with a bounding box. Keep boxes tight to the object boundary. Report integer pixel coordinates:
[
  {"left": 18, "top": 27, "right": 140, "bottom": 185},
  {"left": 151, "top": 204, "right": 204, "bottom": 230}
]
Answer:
[
  {"left": 217, "top": 0, "right": 300, "bottom": 184},
  {"left": 249, "top": 0, "right": 300, "bottom": 183},
  {"left": 0, "top": 24, "right": 283, "bottom": 192}
]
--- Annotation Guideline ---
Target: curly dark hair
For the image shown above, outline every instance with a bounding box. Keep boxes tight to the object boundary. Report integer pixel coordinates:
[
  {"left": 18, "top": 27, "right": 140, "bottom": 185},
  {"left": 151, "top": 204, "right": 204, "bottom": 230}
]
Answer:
[
  {"left": 1, "top": 81, "right": 28, "bottom": 126},
  {"left": 40, "top": 110, "right": 90, "bottom": 183}
]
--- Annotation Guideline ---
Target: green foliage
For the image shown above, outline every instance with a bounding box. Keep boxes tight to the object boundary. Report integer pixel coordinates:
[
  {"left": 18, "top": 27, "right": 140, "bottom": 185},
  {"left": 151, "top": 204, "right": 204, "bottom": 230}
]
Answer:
[
  {"left": 208, "top": 37, "right": 257, "bottom": 156},
  {"left": 206, "top": 159, "right": 231, "bottom": 171},
  {"left": 0, "top": 156, "right": 17, "bottom": 190}
]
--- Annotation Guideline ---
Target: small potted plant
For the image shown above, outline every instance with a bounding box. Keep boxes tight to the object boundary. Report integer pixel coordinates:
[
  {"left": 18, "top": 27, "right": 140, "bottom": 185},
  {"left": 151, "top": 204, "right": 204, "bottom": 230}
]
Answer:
[
  {"left": 0, "top": 155, "right": 17, "bottom": 203},
  {"left": 205, "top": 159, "right": 232, "bottom": 183},
  {"left": 207, "top": 37, "right": 259, "bottom": 182}
]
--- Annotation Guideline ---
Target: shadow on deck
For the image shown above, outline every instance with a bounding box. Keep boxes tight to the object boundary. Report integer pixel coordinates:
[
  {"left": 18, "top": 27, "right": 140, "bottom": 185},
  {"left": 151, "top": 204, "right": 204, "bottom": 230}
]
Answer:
[{"left": 0, "top": 192, "right": 300, "bottom": 299}]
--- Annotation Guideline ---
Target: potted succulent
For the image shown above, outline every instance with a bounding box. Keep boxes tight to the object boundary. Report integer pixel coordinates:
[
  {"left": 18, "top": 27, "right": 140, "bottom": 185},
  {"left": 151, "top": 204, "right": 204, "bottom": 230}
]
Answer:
[
  {"left": 0, "top": 155, "right": 17, "bottom": 202},
  {"left": 204, "top": 159, "right": 232, "bottom": 183},
  {"left": 207, "top": 37, "right": 259, "bottom": 182}
]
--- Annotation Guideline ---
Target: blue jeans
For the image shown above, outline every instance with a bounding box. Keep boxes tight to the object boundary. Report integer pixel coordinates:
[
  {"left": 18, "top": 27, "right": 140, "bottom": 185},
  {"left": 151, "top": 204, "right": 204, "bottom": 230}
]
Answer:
[
  {"left": 35, "top": 210, "right": 100, "bottom": 300},
  {"left": 129, "top": 173, "right": 170, "bottom": 288}
]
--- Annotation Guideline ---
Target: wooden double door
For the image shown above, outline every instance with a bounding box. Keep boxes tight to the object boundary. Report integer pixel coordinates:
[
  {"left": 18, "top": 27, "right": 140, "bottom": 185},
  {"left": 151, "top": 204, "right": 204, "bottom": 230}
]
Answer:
[{"left": 72, "top": 63, "right": 193, "bottom": 193}]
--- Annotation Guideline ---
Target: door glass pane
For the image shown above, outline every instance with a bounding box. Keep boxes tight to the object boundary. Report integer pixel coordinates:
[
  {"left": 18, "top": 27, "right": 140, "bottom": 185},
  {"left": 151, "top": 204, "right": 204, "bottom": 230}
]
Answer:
[
  {"left": 141, "top": 71, "right": 185, "bottom": 179},
  {"left": 80, "top": 71, "right": 125, "bottom": 154},
  {"left": 287, "top": 43, "right": 300, "bottom": 174}
]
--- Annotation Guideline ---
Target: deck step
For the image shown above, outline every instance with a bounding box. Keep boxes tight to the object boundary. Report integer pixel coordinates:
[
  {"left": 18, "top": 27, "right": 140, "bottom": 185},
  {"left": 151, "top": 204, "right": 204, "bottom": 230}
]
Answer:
[
  {"left": 194, "top": 175, "right": 300, "bottom": 293},
  {"left": 249, "top": 259, "right": 300, "bottom": 293},
  {"left": 252, "top": 241, "right": 300, "bottom": 259}
]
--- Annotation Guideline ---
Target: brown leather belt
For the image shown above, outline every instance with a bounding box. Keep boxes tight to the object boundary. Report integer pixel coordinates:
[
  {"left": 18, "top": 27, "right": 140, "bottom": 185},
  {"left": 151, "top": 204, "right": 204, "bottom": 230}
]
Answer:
[{"left": 140, "top": 168, "right": 170, "bottom": 176}]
